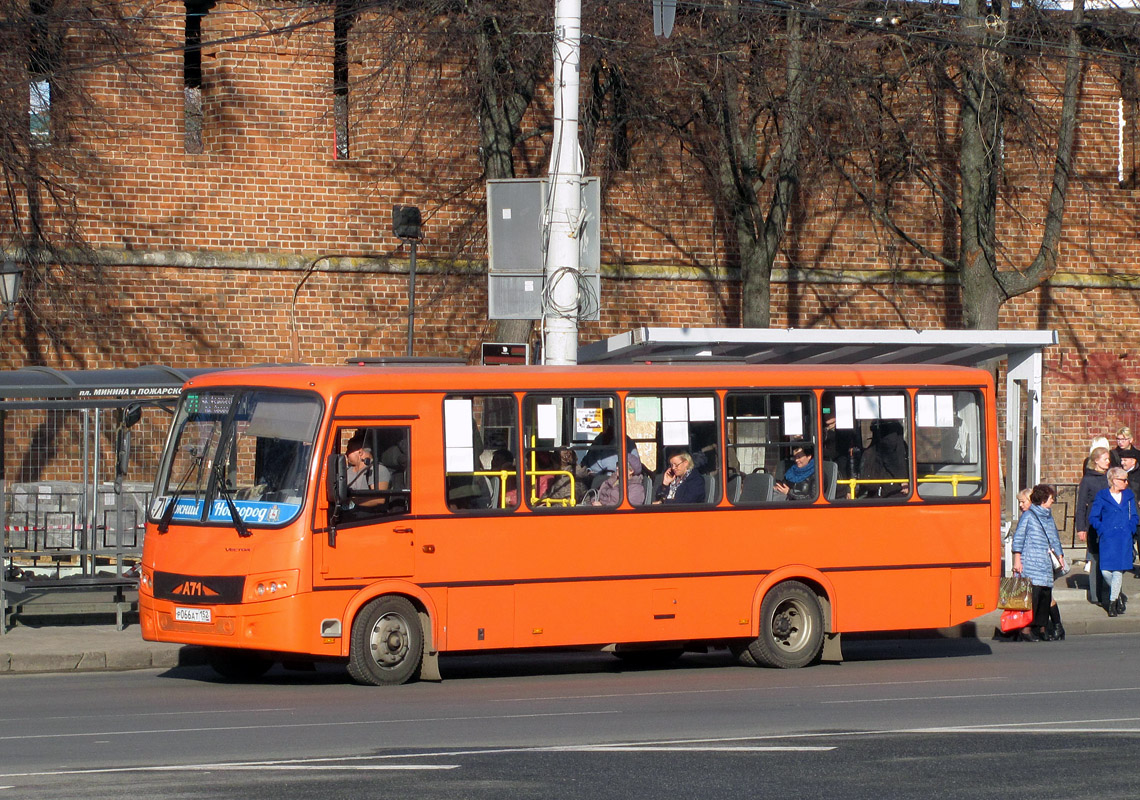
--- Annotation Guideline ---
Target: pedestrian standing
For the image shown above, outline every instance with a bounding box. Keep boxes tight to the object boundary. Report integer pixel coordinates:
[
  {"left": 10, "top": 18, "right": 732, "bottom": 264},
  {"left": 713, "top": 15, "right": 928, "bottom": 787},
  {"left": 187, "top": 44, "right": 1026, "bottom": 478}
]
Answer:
[
  {"left": 1076, "top": 446, "right": 1111, "bottom": 605},
  {"left": 1012, "top": 484, "right": 1066, "bottom": 641},
  {"left": 1089, "top": 467, "right": 1139, "bottom": 617}
]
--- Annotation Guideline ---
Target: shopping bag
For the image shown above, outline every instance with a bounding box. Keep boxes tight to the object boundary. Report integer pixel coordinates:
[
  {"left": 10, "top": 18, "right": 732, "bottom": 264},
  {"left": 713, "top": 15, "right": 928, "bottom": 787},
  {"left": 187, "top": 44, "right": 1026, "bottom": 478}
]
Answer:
[
  {"left": 998, "top": 575, "right": 1033, "bottom": 610},
  {"left": 999, "top": 608, "right": 1034, "bottom": 633}
]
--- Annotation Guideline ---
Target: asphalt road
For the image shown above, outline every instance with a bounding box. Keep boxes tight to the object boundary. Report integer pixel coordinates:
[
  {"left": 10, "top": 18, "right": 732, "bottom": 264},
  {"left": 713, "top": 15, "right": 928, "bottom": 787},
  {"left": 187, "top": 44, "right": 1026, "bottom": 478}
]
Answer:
[{"left": 2, "top": 635, "right": 1139, "bottom": 799}]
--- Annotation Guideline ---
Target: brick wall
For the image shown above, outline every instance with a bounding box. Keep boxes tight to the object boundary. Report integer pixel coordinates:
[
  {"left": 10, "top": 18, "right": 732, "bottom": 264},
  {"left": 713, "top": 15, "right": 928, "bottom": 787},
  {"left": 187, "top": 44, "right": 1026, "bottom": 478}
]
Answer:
[{"left": 2, "top": 3, "right": 1139, "bottom": 488}]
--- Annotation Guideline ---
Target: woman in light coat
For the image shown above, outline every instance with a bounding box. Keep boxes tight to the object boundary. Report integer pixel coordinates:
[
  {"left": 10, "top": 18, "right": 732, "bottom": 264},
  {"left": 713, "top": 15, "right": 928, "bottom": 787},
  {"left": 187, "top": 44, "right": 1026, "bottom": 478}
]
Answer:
[
  {"left": 1088, "top": 466, "right": 1139, "bottom": 617},
  {"left": 1012, "top": 484, "right": 1066, "bottom": 641}
]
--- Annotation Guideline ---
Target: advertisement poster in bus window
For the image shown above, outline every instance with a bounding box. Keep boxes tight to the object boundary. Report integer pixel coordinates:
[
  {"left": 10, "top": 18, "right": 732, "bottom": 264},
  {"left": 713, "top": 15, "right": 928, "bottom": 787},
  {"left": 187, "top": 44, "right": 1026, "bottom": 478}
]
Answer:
[{"left": 575, "top": 407, "right": 603, "bottom": 438}]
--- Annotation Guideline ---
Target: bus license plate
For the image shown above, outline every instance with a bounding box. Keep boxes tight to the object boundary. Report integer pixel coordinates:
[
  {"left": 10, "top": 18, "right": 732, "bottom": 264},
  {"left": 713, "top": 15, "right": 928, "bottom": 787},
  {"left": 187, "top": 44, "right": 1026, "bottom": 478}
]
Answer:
[{"left": 174, "top": 606, "right": 212, "bottom": 624}]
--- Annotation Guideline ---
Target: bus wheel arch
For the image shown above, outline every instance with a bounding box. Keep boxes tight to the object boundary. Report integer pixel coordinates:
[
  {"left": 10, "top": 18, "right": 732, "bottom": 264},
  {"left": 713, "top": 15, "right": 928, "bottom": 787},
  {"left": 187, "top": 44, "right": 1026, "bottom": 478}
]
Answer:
[
  {"left": 744, "top": 575, "right": 832, "bottom": 669},
  {"left": 347, "top": 594, "right": 425, "bottom": 686}
]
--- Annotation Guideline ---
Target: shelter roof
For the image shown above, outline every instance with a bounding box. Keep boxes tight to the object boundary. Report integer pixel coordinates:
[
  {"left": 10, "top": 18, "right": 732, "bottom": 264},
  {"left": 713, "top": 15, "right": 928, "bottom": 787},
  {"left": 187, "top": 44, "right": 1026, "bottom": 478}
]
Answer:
[{"left": 578, "top": 327, "right": 1057, "bottom": 367}]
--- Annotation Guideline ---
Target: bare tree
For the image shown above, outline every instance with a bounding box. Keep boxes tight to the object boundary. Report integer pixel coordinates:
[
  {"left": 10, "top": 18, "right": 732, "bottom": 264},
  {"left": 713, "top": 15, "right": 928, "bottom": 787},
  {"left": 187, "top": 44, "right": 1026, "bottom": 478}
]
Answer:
[
  {"left": 341, "top": 0, "right": 551, "bottom": 347},
  {"left": 611, "top": 1, "right": 820, "bottom": 328},
  {"left": 832, "top": 0, "right": 1091, "bottom": 330},
  {"left": 0, "top": 0, "right": 160, "bottom": 359}
]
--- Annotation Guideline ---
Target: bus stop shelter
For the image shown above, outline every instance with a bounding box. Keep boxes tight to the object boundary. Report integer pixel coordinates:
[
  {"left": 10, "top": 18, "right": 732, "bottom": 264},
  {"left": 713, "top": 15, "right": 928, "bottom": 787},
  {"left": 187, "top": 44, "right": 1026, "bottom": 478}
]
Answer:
[
  {"left": 579, "top": 327, "right": 1056, "bottom": 524},
  {"left": 0, "top": 366, "right": 220, "bottom": 630}
]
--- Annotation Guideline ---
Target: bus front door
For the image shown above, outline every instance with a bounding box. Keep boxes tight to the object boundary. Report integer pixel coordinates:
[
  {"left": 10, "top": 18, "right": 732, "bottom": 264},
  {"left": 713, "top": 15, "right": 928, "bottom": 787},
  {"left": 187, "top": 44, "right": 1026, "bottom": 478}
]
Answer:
[{"left": 318, "top": 423, "right": 415, "bottom": 580}]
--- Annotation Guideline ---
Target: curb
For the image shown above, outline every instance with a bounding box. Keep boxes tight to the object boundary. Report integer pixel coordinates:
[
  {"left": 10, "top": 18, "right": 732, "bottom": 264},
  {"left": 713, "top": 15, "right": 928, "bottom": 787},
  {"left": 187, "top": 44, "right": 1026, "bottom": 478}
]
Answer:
[{"left": 0, "top": 644, "right": 206, "bottom": 675}]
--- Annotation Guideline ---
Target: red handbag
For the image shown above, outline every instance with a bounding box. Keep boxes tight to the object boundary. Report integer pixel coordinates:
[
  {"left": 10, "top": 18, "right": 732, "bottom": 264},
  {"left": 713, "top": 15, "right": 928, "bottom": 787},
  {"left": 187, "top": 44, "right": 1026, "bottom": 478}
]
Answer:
[{"left": 999, "top": 608, "right": 1034, "bottom": 633}]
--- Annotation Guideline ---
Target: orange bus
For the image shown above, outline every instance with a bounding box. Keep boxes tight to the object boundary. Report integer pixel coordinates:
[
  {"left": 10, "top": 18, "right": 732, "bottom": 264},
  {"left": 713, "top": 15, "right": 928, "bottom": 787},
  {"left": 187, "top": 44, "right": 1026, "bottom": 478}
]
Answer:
[{"left": 139, "top": 362, "right": 1000, "bottom": 684}]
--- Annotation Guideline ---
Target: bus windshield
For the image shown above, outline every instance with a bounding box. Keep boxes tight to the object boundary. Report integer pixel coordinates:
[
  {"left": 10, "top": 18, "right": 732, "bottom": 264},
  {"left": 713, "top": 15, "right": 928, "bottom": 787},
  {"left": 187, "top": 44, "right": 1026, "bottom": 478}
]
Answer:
[{"left": 149, "top": 389, "right": 322, "bottom": 529}]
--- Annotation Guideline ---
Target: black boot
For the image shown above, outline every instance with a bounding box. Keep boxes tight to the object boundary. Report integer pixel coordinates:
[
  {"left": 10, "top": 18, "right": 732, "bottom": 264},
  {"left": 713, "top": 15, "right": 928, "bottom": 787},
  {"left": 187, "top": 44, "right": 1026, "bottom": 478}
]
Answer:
[
  {"left": 1047, "top": 607, "right": 1064, "bottom": 641},
  {"left": 1109, "top": 599, "right": 1120, "bottom": 618}
]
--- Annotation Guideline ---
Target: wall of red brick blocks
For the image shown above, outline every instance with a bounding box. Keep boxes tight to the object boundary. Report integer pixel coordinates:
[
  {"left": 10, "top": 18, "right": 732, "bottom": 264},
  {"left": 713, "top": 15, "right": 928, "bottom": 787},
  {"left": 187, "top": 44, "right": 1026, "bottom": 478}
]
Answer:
[{"left": 3, "top": 4, "right": 1140, "bottom": 491}]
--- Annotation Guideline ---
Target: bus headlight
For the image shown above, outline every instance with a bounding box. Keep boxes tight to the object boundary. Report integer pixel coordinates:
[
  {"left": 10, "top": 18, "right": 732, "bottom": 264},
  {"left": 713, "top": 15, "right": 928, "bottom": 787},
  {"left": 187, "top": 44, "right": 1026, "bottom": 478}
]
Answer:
[
  {"left": 244, "top": 570, "right": 300, "bottom": 602},
  {"left": 139, "top": 569, "right": 153, "bottom": 595}
]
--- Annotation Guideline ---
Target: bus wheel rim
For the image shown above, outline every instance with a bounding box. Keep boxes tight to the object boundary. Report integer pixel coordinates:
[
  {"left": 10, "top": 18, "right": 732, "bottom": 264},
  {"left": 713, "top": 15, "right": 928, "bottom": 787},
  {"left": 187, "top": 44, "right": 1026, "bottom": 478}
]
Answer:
[
  {"left": 369, "top": 612, "right": 410, "bottom": 668},
  {"left": 771, "top": 598, "right": 811, "bottom": 652}
]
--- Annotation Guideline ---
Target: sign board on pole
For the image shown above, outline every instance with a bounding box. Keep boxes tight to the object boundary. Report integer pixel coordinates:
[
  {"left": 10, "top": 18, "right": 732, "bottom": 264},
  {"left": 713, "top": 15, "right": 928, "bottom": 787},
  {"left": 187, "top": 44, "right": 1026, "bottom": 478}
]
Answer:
[{"left": 481, "top": 343, "right": 529, "bottom": 366}]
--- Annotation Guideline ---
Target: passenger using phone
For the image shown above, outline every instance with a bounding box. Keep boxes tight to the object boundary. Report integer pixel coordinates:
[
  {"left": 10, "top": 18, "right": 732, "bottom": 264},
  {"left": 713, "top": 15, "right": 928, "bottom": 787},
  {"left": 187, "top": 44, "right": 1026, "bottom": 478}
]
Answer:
[
  {"left": 345, "top": 432, "right": 391, "bottom": 512},
  {"left": 775, "top": 445, "right": 817, "bottom": 501},
  {"left": 654, "top": 451, "right": 705, "bottom": 504}
]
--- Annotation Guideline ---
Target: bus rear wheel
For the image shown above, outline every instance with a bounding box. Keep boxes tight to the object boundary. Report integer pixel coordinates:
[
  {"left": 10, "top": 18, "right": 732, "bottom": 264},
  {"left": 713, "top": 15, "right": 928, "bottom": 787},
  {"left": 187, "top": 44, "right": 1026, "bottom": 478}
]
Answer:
[
  {"left": 746, "top": 581, "right": 824, "bottom": 669},
  {"left": 347, "top": 595, "right": 424, "bottom": 686},
  {"left": 206, "top": 647, "right": 274, "bottom": 681}
]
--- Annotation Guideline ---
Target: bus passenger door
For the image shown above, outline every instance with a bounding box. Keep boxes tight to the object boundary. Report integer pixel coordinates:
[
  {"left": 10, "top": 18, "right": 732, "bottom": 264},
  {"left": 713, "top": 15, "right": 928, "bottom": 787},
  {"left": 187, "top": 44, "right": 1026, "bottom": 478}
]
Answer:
[{"left": 318, "top": 424, "right": 415, "bottom": 580}]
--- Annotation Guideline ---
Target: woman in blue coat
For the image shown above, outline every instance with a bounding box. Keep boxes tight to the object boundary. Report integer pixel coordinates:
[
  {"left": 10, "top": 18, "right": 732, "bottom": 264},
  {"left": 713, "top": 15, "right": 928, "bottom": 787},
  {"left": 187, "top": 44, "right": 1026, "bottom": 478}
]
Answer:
[
  {"left": 1012, "top": 484, "right": 1066, "bottom": 641},
  {"left": 1088, "top": 467, "right": 1139, "bottom": 617}
]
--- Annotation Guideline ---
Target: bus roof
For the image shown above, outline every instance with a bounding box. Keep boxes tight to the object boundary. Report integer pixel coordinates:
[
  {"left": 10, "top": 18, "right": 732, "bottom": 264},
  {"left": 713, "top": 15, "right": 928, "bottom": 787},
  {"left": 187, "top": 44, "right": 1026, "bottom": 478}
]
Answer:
[{"left": 181, "top": 362, "right": 993, "bottom": 396}]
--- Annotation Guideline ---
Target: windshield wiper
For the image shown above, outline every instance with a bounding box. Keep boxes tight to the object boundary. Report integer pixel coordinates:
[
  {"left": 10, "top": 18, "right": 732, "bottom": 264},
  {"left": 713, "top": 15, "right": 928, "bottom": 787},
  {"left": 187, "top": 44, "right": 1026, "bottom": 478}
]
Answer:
[
  {"left": 157, "top": 450, "right": 204, "bottom": 533},
  {"left": 213, "top": 461, "right": 252, "bottom": 538}
]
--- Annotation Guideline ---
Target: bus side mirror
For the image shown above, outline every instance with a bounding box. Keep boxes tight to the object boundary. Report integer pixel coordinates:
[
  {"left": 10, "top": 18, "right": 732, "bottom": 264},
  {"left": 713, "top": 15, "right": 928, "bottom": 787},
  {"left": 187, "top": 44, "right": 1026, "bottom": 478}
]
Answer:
[
  {"left": 113, "top": 404, "right": 143, "bottom": 495},
  {"left": 325, "top": 453, "right": 348, "bottom": 546}
]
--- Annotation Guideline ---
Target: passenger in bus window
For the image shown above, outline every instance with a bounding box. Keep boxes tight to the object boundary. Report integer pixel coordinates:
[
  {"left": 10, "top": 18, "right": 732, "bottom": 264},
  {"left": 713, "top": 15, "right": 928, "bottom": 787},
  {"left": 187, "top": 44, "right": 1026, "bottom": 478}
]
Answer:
[
  {"left": 859, "top": 420, "right": 908, "bottom": 498},
  {"left": 582, "top": 408, "right": 619, "bottom": 474},
  {"left": 541, "top": 447, "right": 588, "bottom": 504},
  {"left": 775, "top": 445, "right": 817, "bottom": 501},
  {"left": 594, "top": 447, "right": 646, "bottom": 507},
  {"left": 346, "top": 433, "right": 390, "bottom": 498},
  {"left": 654, "top": 451, "right": 704, "bottom": 504}
]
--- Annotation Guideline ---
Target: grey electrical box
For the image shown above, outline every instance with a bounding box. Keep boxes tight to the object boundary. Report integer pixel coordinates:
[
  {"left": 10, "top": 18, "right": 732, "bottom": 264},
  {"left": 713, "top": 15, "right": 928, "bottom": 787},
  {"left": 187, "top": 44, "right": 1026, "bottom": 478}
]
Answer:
[{"left": 487, "top": 178, "right": 601, "bottom": 320}]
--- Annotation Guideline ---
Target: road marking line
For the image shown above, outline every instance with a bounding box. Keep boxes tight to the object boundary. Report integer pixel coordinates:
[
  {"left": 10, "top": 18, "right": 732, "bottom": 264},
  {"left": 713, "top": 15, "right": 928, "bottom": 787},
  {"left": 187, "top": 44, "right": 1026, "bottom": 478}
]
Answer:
[
  {"left": 552, "top": 745, "right": 835, "bottom": 752},
  {"left": 822, "top": 687, "right": 1140, "bottom": 704},
  {"left": 0, "top": 708, "right": 296, "bottom": 724},
  {"left": 0, "top": 765, "right": 459, "bottom": 778},
  {"left": 492, "top": 677, "right": 1006, "bottom": 702},
  {"left": 0, "top": 710, "right": 619, "bottom": 743}
]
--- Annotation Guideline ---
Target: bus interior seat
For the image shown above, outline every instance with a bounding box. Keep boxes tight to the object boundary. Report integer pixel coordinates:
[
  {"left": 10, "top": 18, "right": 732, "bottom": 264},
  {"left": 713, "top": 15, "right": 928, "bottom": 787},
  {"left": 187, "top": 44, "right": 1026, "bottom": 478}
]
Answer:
[
  {"left": 638, "top": 474, "right": 654, "bottom": 505},
  {"left": 482, "top": 475, "right": 502, "bottom": 508},
  {"left": 738, "top": 472, "right": 774, "bottom": 503},
  {"left": 822, "top": 460, "right": 838, "bottom": 500},
  {"left": 378, "top": 444, "right": 407, "bottom": 493},
  {"left": 726, "top": 473, "right": 741, "bottom": 503},
  {"left": 917, "top": 465, "right": 984, "bottom": 499},
  {"left": 703, "top": 472, "right": 719, "bottom": 504}
]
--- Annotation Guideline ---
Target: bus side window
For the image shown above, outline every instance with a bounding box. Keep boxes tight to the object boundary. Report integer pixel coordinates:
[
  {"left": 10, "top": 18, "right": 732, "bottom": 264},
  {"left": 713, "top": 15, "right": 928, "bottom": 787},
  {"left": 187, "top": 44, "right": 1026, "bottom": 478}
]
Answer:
[
  {"left": 523, "top": 394, "right": 619, "bottom": 509},
  {"left": 914, "top": 390, "right": 985, "bottom": 501},
  {"left": 822, "top": 391, "right": 911, "bottom": 501},
  {"left": 336, "top": 426, "right": 411, "bottom": 521},
  {"left": 444, "top": 394, "right": 519, "bottom": 512},
  {"left": 726, "top": 392, "right": 815, "bottom": 504},
  {"left": 626, "top": 393, "right": 721, "bottom": 505}
]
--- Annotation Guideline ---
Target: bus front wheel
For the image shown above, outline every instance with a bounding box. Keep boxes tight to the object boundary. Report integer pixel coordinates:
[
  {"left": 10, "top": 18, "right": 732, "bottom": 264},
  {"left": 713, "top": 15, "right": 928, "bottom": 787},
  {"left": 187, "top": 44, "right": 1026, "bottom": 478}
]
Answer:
[
  {"left": 347, "top": 595, "right": 424, "bottom": 686},
  {"left": 747, "top": 581, "right": 824, "bottom": 669}
]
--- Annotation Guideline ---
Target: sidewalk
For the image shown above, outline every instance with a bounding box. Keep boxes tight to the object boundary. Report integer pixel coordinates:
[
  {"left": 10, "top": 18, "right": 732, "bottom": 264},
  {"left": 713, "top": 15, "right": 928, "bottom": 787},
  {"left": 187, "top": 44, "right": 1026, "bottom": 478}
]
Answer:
[
  {"left": 2, "top": 566, "right": 1137, "bottom": 675},
  {"left": 0, "top": 624, "right": 204, "bottom": 674}
]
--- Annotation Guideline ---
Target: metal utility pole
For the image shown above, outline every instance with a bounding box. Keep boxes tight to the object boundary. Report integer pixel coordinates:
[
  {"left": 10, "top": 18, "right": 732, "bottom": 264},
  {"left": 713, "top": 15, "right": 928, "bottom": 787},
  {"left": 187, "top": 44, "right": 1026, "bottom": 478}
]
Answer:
[{"left": 543, "top": 0, "right": 582, "bottom": 366}]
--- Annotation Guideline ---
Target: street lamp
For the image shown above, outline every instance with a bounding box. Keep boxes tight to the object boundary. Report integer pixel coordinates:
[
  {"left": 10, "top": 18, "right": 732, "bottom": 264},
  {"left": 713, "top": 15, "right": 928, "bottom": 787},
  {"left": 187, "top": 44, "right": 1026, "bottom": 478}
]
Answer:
[
  {"left": 0, "top": 261, "right": 24, "bottom": 321},
  {"left": 392, "top": 206, "right": 422, "bottom": 357}
]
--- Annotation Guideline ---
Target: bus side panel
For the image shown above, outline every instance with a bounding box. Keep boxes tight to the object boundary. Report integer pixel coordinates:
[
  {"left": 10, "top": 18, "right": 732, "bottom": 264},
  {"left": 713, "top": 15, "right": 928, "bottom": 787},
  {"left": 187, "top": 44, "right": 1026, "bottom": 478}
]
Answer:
[
  {"left": 827, "top": 568, "right": 952, "bottom": 632},
  {"left": 445, "top": 585, "right": 515, "bottom": 650},
  {"left": 512, "top": 575, "right": 759, "bottom": 646}
]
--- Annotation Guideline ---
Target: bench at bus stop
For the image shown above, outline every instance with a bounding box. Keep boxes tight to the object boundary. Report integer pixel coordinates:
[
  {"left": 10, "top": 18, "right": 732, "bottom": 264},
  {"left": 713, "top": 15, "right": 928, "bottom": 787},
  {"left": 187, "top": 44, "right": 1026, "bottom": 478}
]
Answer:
[{"left": 1, "top": 575, "right": 138, "bottom": 633}]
